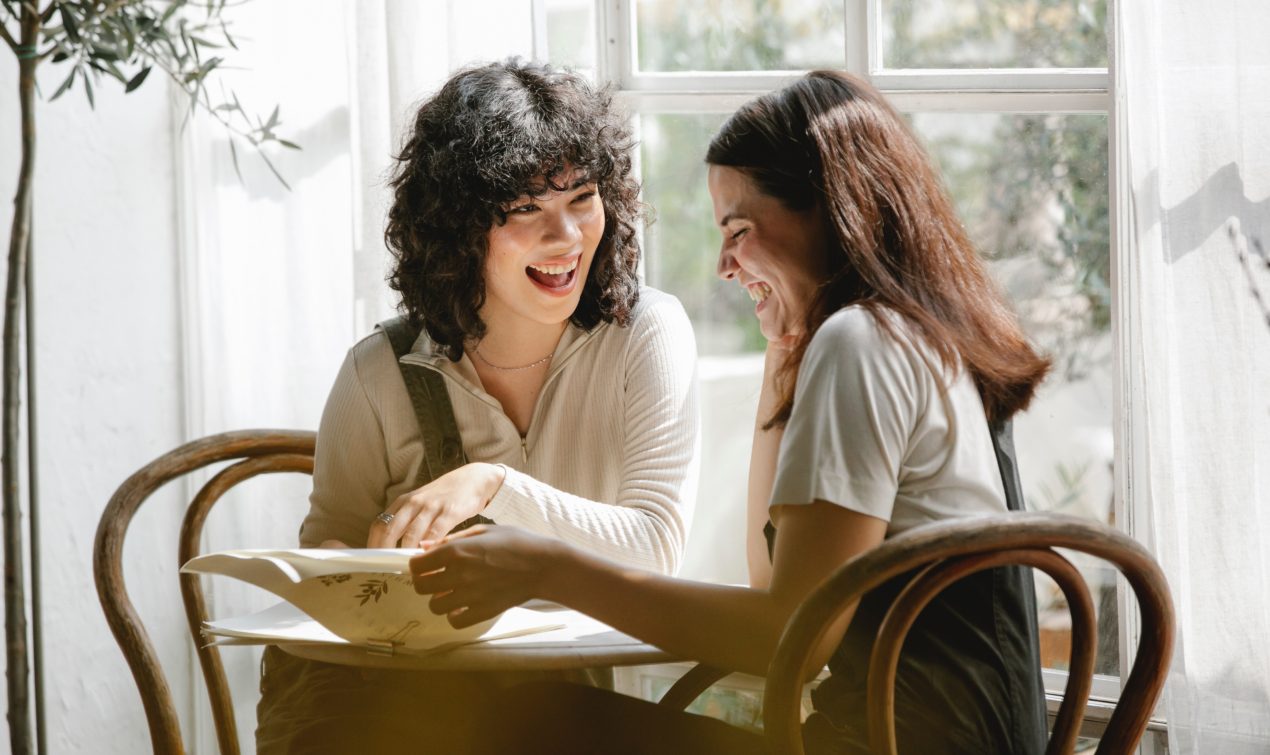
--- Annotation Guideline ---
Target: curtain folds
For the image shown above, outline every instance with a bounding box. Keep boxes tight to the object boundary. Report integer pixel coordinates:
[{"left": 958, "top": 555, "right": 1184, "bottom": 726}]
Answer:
[
  {"left": 181, "top": 3, "right": 536, "bottom": 749},
  {"left": 1120, "top": 1, "right": 1270, "bottom": 751}
]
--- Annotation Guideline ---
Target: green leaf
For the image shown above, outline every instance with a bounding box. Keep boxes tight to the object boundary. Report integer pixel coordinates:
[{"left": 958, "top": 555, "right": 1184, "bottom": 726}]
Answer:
[
  {"left": 104, "top": 60, "right": 127, "bottom": 85},
  {"left": 219, "top": 18, "right": 237, "bottom": 49},
  {"left": 83, "top": 73, "right": 94, "bottom": 109},
  {"left": 51, "top": 51, "right": 69, "bottom": 63},
  {"left": 264, "top": 104, "right": 279, "bottom": 131},
  {"left": 124, "top": 66, "right": 151, "bottom": 93},
  {"left": 58, "top": 5, "right": 79, "bottom": 44},
  {"left": 50, "top": 66, "right": 75, "bottom": 101},
  {"left": 277, "top": 139, "right": 301, "bottom": 151},
  {"left": 188, "top": 34, "right": 222, "bottom": 49},
  {"left": 197, "top": 55, "right": 222, "bottom": 78}
]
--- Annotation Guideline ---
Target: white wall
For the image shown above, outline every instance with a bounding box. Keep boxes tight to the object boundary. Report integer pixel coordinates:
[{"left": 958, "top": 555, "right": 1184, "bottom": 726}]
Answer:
[
  {"left": 1, "top": 4, "right": 546, "bottom": 753},
  {"left": 0, "top": 55, "right": 190, "bottom": 753}
]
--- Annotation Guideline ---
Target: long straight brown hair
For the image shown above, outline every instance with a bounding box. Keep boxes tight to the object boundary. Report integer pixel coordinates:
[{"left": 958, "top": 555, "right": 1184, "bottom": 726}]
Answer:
[{"left": 706, "top": 71, "right": 1050, "bottom": 427}]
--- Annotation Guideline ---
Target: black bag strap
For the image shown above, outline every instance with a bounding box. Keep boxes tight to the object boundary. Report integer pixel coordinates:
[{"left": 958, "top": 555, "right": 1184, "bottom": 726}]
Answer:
[
  {"left": 377, "top": 316, "right": 494, "bottom": 534},
  {"left": 987, "top": 417, "right": 1026, "bottom": 512},
  {"left": 376, "top": 316, "right": 467, "bottom": 487},
  {"left": 988, "top": 415, "right": 1049, "bottom": 751}
]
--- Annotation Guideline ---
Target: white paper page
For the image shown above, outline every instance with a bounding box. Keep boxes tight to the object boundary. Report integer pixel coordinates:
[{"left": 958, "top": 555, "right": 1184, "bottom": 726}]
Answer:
[
  {"left": 203, "top": 600, "right": 569, "bottom": 651},
  {"left": 183, "top": 548, "right": 497, "bottom": 647}
]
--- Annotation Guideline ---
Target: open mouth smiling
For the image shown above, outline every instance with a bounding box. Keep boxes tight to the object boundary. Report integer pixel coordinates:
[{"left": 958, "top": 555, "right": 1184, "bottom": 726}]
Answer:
[
  {"left": 526, "top": 256, "right": 581, "bottom": 293},
  {"left": 745, "top": 281, "right": 772, "bottom": 303}
]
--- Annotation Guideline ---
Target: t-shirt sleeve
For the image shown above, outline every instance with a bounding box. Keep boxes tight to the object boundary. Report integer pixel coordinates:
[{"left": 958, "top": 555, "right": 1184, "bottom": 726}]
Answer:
[{"left": 769, "top": 309, "right": 919, "bottom": 522}]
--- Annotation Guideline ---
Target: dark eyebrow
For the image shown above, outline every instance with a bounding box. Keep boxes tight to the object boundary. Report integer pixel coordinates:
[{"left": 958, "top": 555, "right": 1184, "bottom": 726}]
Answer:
[
  {"left": 530, "top": 176, "right": 592, "bottom": 196},
  {"left": 719, "top": 211, "right": 748, "bottom": 227},
  {"left": 512, "top": 175, "right": 594, "bottom": 204}
]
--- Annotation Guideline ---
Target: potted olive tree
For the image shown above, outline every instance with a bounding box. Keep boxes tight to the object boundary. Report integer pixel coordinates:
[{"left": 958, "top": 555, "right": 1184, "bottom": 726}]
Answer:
[{"left": 1, "top": 2, "right": 291, "bottom": 751}]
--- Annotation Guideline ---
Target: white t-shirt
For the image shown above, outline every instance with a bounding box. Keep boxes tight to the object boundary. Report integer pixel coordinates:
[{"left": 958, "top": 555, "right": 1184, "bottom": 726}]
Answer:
[{"left": 770, "top": 305, "right": 1008, "bottom": 535}]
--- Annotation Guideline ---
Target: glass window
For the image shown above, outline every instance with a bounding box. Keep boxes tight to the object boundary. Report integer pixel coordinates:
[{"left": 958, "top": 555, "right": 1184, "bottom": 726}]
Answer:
[
  {"left": 544, "top": 0, "right": 597, "bottom": 77},
  {"left": 879, "top": 0, "right": 1108, "bottom": 69},
  {"left": 913, "top": 112, "right": 1116, "bottom": 675},
  {"left": 639, "top": 113, "right": 766, "bottom": 356},
  {"left": 634, "top": 0, "right": 845, "bottom": 72}
]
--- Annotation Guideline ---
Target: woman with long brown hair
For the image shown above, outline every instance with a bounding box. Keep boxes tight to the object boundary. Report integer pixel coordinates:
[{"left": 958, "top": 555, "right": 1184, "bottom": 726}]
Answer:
[{"left": 410, "top": 70, "right": 1052, "bottom": 754}]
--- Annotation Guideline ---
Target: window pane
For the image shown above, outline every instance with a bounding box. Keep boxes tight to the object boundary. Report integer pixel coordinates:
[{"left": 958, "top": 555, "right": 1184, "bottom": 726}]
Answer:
[
  {"left": 912, "top": 112, "right": 1117, "bottom": 675},
  {"left": 634, "top": 0, "right": 844, "bottom": 72},
  {"left": 544, "top": 0, "right": 596, "bottom": 77},
  {"left": 639, "top": 113, "right": 766, "bottom": 356},
  {"left": 881, "top": 0, "right": 1108, "bottom": 69}
]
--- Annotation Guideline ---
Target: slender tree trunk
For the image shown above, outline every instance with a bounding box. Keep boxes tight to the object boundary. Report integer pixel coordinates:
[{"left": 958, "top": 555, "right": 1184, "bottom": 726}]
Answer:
[{"left": 5, "top": 8, "right": 38, "bottom": 755}]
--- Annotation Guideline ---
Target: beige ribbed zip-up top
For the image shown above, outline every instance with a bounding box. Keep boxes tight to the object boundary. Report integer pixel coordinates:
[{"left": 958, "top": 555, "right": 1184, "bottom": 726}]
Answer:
[{"left": 299, "top": 288, "right": 700, "bottom": 575}]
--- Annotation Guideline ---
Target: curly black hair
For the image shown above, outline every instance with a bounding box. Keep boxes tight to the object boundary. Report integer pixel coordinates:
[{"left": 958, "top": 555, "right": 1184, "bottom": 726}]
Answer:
[{"left": 384, "top": 59, "right": 643, "bottom": 361}]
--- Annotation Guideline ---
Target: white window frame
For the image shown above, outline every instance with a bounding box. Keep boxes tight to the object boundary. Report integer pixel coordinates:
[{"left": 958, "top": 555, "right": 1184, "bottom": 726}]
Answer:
[{"left": 583, "top": 0, "right": 1160, "bottom": 748}]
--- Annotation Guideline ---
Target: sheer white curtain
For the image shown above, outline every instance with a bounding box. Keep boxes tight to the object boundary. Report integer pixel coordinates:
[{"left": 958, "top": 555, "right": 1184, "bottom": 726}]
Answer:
[
  {"left": 180, "top": 2, "right": 534, "bottom": 750},
  {"left": 1119, "top": 1, "right": 1270, "bottom": 751}
]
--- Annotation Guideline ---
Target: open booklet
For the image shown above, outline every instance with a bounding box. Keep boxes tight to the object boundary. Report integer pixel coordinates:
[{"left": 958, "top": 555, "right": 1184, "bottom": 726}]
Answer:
[{"left": 181, "top": 548, "right": 566, "bottom": 654}]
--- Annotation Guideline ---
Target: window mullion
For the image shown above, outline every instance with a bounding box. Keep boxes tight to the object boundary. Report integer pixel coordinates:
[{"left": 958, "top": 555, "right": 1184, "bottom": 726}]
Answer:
[
  {"left": 844, "top": 0, "right": 871, "bottom": 79},
  {"left": 596, "top": 0, "right": 630, "bottom": 89},
  {"left": 872, "top": 68, "right": 1109, "bottom": 91},
  {"left": 620, "top": 90, "right": 1106, "bottom": 115}
]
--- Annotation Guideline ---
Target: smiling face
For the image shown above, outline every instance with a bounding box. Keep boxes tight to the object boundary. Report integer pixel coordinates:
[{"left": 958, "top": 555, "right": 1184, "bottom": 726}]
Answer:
[
  {"left": 708, "top": 165, "right": 829, "bottom": 344},
  {"left": 482, "top": 170, "right": 605, "bottom": 330}
]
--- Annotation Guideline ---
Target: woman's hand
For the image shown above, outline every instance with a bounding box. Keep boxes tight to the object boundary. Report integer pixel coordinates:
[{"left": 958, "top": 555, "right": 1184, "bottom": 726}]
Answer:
[
  {"left": 366, "top": 462, "right": 507, "bottom": 548},
  {"left": 409, "top": 525, "right": 569, "bottom": 628}
]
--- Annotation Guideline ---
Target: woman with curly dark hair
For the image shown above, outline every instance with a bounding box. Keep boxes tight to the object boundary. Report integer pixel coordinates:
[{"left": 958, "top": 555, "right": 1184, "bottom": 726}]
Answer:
[{"left": 254, "top": 59, "right": 699, "bottom": 754}]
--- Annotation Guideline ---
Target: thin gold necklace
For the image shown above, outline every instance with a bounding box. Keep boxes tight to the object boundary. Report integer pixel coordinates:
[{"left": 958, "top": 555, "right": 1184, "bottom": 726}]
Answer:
[{"left": 471, "top": 342, "right": 554, "bottom": 371}]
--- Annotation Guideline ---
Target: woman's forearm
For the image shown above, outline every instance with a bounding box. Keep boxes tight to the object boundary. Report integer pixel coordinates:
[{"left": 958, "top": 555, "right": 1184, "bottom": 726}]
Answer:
[
  {"left": 545, "top": 546, "right": 785, "bottom": 677},
  {"left": 746, "top": 344, "right": 788, "bottom": 588}
]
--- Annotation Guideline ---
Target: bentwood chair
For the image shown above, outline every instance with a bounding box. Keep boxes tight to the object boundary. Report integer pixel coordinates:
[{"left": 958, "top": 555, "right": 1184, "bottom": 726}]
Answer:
[
  {"left": 664, "top": 512, "right": 1175, "bottom": 755},
  {"left": 94, "top": 429, "right": 317, "bottom": 755}
]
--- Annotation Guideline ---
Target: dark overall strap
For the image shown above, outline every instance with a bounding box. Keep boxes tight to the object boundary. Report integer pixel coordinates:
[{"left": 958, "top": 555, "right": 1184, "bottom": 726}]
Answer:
[
  {"left": 988, "top": 417, "right": 1025, "bottom": 512},
  {"left": 987, "top": 416, "right": 1049, "bottom": 753},
  {"left": 377, "top": 316, "right": 493, "bottom": 532}
]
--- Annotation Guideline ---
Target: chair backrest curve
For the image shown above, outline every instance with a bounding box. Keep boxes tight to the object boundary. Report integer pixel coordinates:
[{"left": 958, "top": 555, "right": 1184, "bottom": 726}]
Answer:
[
  {"left": 762, "top": 512, "right": 1174, "bottom": 755},
  {"left": 93, "top": 429, "right": 316, "bottom": 755}
]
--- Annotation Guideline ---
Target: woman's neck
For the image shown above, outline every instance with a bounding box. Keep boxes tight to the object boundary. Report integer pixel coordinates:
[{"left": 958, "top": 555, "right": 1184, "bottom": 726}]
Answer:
[{"left": 469, "top": 311, "right": 568, "bottom": 370}]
